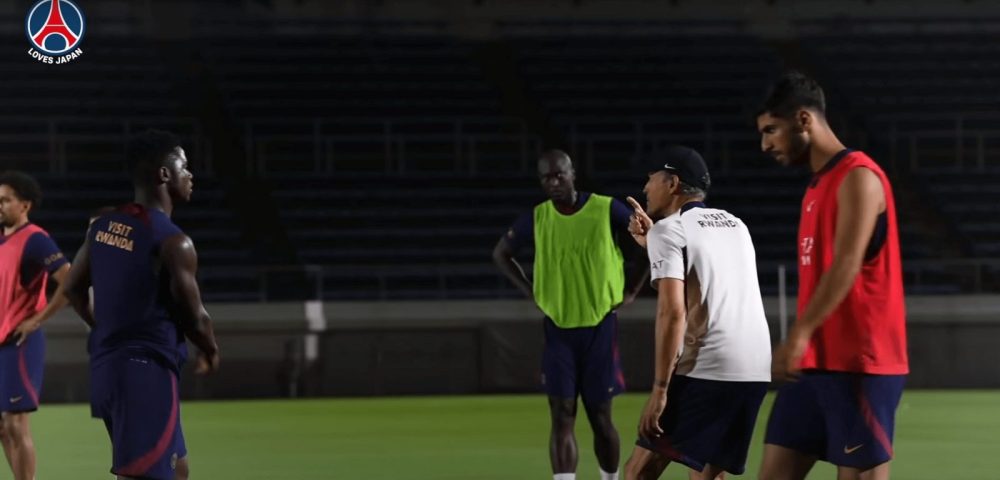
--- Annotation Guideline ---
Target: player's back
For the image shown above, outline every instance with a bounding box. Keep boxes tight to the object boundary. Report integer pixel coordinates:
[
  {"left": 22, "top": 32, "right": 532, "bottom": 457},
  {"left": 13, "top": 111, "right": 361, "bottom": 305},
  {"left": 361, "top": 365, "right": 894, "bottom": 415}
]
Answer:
[
  {"left": 87, "top": 204, "right": 187, "bottom": 370},
  {"left": 655, "top": 203, "right": 771, "bottom": 382}
]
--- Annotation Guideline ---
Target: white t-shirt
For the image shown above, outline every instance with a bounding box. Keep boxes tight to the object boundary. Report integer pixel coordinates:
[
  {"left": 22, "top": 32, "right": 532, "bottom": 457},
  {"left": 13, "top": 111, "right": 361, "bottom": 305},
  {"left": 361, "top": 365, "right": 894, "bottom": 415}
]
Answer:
[{"left": 647, "top": 203, "right": 771, "bottom": 382}]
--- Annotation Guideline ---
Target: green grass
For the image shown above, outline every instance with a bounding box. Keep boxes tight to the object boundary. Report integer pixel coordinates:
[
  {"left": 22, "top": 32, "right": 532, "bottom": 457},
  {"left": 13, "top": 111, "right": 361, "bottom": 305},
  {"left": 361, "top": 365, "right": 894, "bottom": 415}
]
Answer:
[{"left": 28, "top": 391, "right": 1000, "bottom": 479}]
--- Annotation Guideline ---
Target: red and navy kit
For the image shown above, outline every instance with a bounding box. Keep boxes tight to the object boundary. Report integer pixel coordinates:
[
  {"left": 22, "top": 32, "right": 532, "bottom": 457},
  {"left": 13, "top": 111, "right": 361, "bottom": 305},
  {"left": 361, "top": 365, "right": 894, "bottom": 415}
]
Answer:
[
  {"left": 795, "top": 150, "right": 907, "bottom": 374},
  {"left": 87, "top": 204, "right": 189, "bottom": 480},
  {"left": 766, "top": 150, "right": 908, "bottom": 469},
  {"left": 0, "top": 223, "right": 67, "bottom": 412}
]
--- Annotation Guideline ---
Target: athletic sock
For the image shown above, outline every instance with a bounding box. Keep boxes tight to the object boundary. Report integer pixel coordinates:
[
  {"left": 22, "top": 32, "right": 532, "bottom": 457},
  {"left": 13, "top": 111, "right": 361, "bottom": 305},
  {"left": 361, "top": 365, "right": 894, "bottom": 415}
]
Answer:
[{"left": 600, "top": 469, "right": 619, "bottom": 480}]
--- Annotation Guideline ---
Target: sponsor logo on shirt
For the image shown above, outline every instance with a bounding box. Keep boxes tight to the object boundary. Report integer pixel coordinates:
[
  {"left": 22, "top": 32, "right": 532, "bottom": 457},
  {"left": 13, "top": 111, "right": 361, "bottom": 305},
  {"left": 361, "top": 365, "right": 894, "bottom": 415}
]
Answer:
[
  {"left": 695, "top": 212, "right": 737, "bottom": 228},
  {"left": 43, "top": 252, "right": 63, "bottom": 266},
  {"left": 800, "top": 237, "right": 814, "bottom": 266},
  {"left": 94, "top": 221, "right": 135, "bottom": 252}
]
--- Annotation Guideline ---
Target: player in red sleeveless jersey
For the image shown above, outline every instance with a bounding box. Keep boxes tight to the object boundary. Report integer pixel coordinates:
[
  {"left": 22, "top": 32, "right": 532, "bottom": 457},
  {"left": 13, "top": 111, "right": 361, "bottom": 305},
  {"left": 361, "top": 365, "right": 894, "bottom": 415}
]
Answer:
[
  {"left": 0, "top": 171, "right": 72, "bottom": 480},
  {"left": 754, "top": 72, "right": 908, "bottom": 480}
]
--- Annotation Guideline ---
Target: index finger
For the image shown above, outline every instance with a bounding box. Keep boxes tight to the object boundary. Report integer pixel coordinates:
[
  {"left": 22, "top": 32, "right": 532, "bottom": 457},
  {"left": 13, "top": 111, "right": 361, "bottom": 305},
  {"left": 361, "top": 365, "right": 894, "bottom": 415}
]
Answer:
[{"left": 625, "top": 196, "right": 644, "bottom": 212}]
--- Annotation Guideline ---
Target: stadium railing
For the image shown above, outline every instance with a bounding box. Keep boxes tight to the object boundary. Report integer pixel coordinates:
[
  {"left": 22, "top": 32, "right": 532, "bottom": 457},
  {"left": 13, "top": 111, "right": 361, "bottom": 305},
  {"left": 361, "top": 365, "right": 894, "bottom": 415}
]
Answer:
[
  {"left": 874, "top": 113, "right": 1000, "bottom": 172},
  {"left": 239, "top": 114, "right": 999, "bottom": 175},
  {"left": 19, "top": 113, "right": 998, "bottom": 176},
  {"left": 195, "top": 258, "right": 1000, "bottom": 303},
  {"left": 241, "top": 116, "right": 765, "bottom": 175},
  {"left": 241, "top": 116, "right": 539, "bottom": 175},
  {"left": 0, "top": 117, "right": 210, "bottom": 173}
]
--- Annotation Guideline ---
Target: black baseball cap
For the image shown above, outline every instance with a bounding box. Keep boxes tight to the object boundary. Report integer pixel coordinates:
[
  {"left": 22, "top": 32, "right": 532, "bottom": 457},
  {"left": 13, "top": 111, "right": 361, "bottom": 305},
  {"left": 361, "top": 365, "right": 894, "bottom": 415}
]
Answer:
[{"left": 646, "top": 145, "right": 711, "bottom": 192}]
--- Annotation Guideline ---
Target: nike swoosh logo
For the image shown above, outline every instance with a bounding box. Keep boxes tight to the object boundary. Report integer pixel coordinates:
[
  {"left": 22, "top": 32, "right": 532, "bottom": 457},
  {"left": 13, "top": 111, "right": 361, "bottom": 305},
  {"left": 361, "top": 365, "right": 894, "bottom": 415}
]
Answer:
[
  {"left": 844, "top": 444, "right": 864, "bottom": 454},
  {"left": 9, "top": 396, "right": 22, "bottom": 403}
]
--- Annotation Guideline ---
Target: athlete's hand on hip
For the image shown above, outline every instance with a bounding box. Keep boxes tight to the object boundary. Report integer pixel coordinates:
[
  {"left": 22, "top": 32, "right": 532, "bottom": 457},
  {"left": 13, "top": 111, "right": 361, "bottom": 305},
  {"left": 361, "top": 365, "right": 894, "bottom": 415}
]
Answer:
[
  {"left": 626, "top": 196, "right": 653, "bottom": 248},
  {"left": 13, "top": 315, "right": 43, "bottom": 346},
  {"left": 195, "top": 350, "right": 220, "bottom": 375},
  {"left": 639, "top": 389, "right": 667, "bottom": 439}
]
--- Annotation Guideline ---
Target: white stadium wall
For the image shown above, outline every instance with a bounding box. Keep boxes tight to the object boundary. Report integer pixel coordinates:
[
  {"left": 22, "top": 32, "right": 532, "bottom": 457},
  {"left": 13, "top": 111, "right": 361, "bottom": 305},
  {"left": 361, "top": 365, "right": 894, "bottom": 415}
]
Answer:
[{"left": 39, "top": 296, "right": 1000, "bottom": 403}]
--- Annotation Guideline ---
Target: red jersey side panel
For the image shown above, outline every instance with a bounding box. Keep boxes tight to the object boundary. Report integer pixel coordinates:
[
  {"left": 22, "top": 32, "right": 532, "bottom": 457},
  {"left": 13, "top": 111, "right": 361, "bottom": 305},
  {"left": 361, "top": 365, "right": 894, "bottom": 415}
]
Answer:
[
  {"left": 797, "top": 150, "right": 908, "bottom": 374},
  {"left": 0, "top": 224, "right": 49, "bottom": 341}
]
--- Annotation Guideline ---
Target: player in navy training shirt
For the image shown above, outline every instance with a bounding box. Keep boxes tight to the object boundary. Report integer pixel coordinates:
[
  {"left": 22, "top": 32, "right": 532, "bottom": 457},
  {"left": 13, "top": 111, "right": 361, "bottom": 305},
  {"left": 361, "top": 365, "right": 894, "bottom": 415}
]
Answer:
[{"left": 64, "top": 130, "right": 220, "bottom": 480}]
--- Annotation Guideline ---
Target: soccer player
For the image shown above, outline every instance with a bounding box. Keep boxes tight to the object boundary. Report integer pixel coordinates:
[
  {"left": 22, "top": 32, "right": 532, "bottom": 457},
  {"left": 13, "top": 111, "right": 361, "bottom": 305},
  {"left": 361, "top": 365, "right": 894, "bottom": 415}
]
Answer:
[
  {"left": 63, "top": 130, "right": 220, "bottom": 480},
  {"left": 755, "top": 72, "right": 908, "bottom": 480},
  {"left": 0, "top": 171, "right": 71, "bottom": 480},
  {"left": 492, "top": 149, "right": 648, "bottom": 480},
  {"left": 621, "top": 147, "right": 771, "bottom": 480}
]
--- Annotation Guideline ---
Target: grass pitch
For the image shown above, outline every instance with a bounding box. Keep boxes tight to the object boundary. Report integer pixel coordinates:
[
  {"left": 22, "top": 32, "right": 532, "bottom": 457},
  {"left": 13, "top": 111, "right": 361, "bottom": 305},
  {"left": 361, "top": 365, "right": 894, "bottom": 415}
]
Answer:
[{"left": 30, "top": 390, "right": 1000, "bottom": 479}]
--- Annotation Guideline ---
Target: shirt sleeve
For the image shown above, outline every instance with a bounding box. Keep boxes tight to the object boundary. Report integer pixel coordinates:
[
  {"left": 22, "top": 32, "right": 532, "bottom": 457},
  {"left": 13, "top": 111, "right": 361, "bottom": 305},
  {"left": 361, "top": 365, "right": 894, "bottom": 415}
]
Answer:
[
  {"left": 20, "top": 232, "right": 68, "bottom": 286},
  {"left": 647, "top": 217, "right": 686, "bottom": 284},
  {"left": 609, "top": 197, "right": 633, "bottom": 233},
  {"left": 503, "top": 211, "right": 534, "bottom": 254}
]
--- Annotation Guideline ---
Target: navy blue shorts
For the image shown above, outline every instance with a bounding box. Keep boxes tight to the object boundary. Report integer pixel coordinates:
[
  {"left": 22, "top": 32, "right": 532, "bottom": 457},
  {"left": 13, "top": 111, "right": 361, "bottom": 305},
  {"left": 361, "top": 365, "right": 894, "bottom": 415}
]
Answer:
[
  {"left": 91, "top": 349, "right": 187, "bottom": 480},
  {"left": 0, "top": 329, "right": 45, "bottom": 413},
  {"left": 636, "top": 375, "right": 767, "bottom": 475},
  {"left": 765, "top": 371, "right": 905, "bottom": 469},
  {"left": 542, "top": 312, "right": 625, "bottom": 406}
]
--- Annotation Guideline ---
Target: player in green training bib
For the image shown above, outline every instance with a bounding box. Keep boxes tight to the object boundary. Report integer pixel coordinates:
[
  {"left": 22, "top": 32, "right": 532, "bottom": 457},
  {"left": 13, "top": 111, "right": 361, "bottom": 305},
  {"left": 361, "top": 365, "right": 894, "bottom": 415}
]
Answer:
[{"left": 493, "top": 150, "right": 648, "bottom": 480}]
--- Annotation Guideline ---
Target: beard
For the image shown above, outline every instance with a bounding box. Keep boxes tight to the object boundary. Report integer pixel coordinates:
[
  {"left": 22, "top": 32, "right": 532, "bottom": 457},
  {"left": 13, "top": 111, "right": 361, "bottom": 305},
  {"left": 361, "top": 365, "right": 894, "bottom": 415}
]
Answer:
[
  {"left": 168, "top": 183, "right": 192, "bottom": 204},
  {"left": 780, "top": 129, "right": 811, "bottom": 167}
]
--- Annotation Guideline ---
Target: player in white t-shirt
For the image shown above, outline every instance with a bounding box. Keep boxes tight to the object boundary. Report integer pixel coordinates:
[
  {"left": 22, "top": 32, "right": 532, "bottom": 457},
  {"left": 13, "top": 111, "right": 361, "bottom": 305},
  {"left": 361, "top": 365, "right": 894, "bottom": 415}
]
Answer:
[{"left": 622, "top": 146, "right": 772, "bottom": 480}]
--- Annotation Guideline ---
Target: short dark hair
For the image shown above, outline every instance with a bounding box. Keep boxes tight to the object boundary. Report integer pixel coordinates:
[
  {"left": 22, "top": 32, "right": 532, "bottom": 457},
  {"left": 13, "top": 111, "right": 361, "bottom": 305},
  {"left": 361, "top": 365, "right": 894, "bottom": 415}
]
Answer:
[
  {"left": 0, "top": 170, "right": 42, "bottom": 208},
  {"left": 757, "top": 71, "right": 826, "bottom": 119},
  {"left": 126, "top": 129, "right": 182, "bottom": 180}
]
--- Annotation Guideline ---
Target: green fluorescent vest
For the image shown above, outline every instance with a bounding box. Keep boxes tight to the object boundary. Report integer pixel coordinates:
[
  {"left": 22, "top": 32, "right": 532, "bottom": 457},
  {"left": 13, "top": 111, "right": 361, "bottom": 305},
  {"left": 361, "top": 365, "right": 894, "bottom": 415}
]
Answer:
[{"left": 532, "top": 194, "right": 624, "bottom": 328}]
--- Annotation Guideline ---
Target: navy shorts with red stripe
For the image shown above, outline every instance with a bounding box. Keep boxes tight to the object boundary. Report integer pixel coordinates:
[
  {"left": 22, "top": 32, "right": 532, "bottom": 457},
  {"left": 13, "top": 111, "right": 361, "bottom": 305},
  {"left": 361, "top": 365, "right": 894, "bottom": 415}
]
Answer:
[
  {"left": 0, "top": 329, "right": 45, "bottom": 413},
  {"left": 637, "top": 375, "right": 768, "bottom": 475},
  {"left": 542, "top": 312, "right": 625, "bottom": 406},
  {"left": 765, "top": 370, "right": 905, "bottom": 469},
  {"left": 91, "top": 348, "right": 186, "bottom": 480}
]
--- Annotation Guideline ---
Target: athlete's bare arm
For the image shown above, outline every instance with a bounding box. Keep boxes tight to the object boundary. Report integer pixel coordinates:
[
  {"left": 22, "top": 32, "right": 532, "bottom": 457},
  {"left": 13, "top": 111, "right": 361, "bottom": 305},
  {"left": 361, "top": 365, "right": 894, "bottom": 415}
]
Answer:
[
  {"left": 492, "top": 236, "right": 533, "bottom": 300},
  {"left": 639, "top": 277, "right": 687, "bottom": 439},
  {"left": 161, "top": 233, "right": 220, "bottom": 373},
  {"left": 13, "top": 262, "right": 72, "bottom": 345},
  {"left": 777, "top": 167, "right": 885, "bottom": 378},
  {"left": 63, "top": 237, "right": 95, "bottom": 328}
]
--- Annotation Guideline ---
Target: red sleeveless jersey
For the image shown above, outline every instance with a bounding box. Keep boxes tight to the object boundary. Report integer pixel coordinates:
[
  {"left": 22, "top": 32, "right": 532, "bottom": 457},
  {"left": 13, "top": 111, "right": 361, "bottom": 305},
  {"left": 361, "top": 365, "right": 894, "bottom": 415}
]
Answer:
[
  {"left": 0, "top": 224, "right": 51, "bottom": 342},
  {"left": 796, "top": 150, "right": 908, "bottom": 374}
]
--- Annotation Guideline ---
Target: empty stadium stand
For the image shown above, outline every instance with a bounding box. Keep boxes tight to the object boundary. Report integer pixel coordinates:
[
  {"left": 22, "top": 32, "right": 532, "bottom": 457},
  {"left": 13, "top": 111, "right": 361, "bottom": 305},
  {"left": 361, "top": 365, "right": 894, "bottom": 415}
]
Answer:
[{"left": 3, "top": 11, "right": 995, "bottom": 300}]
